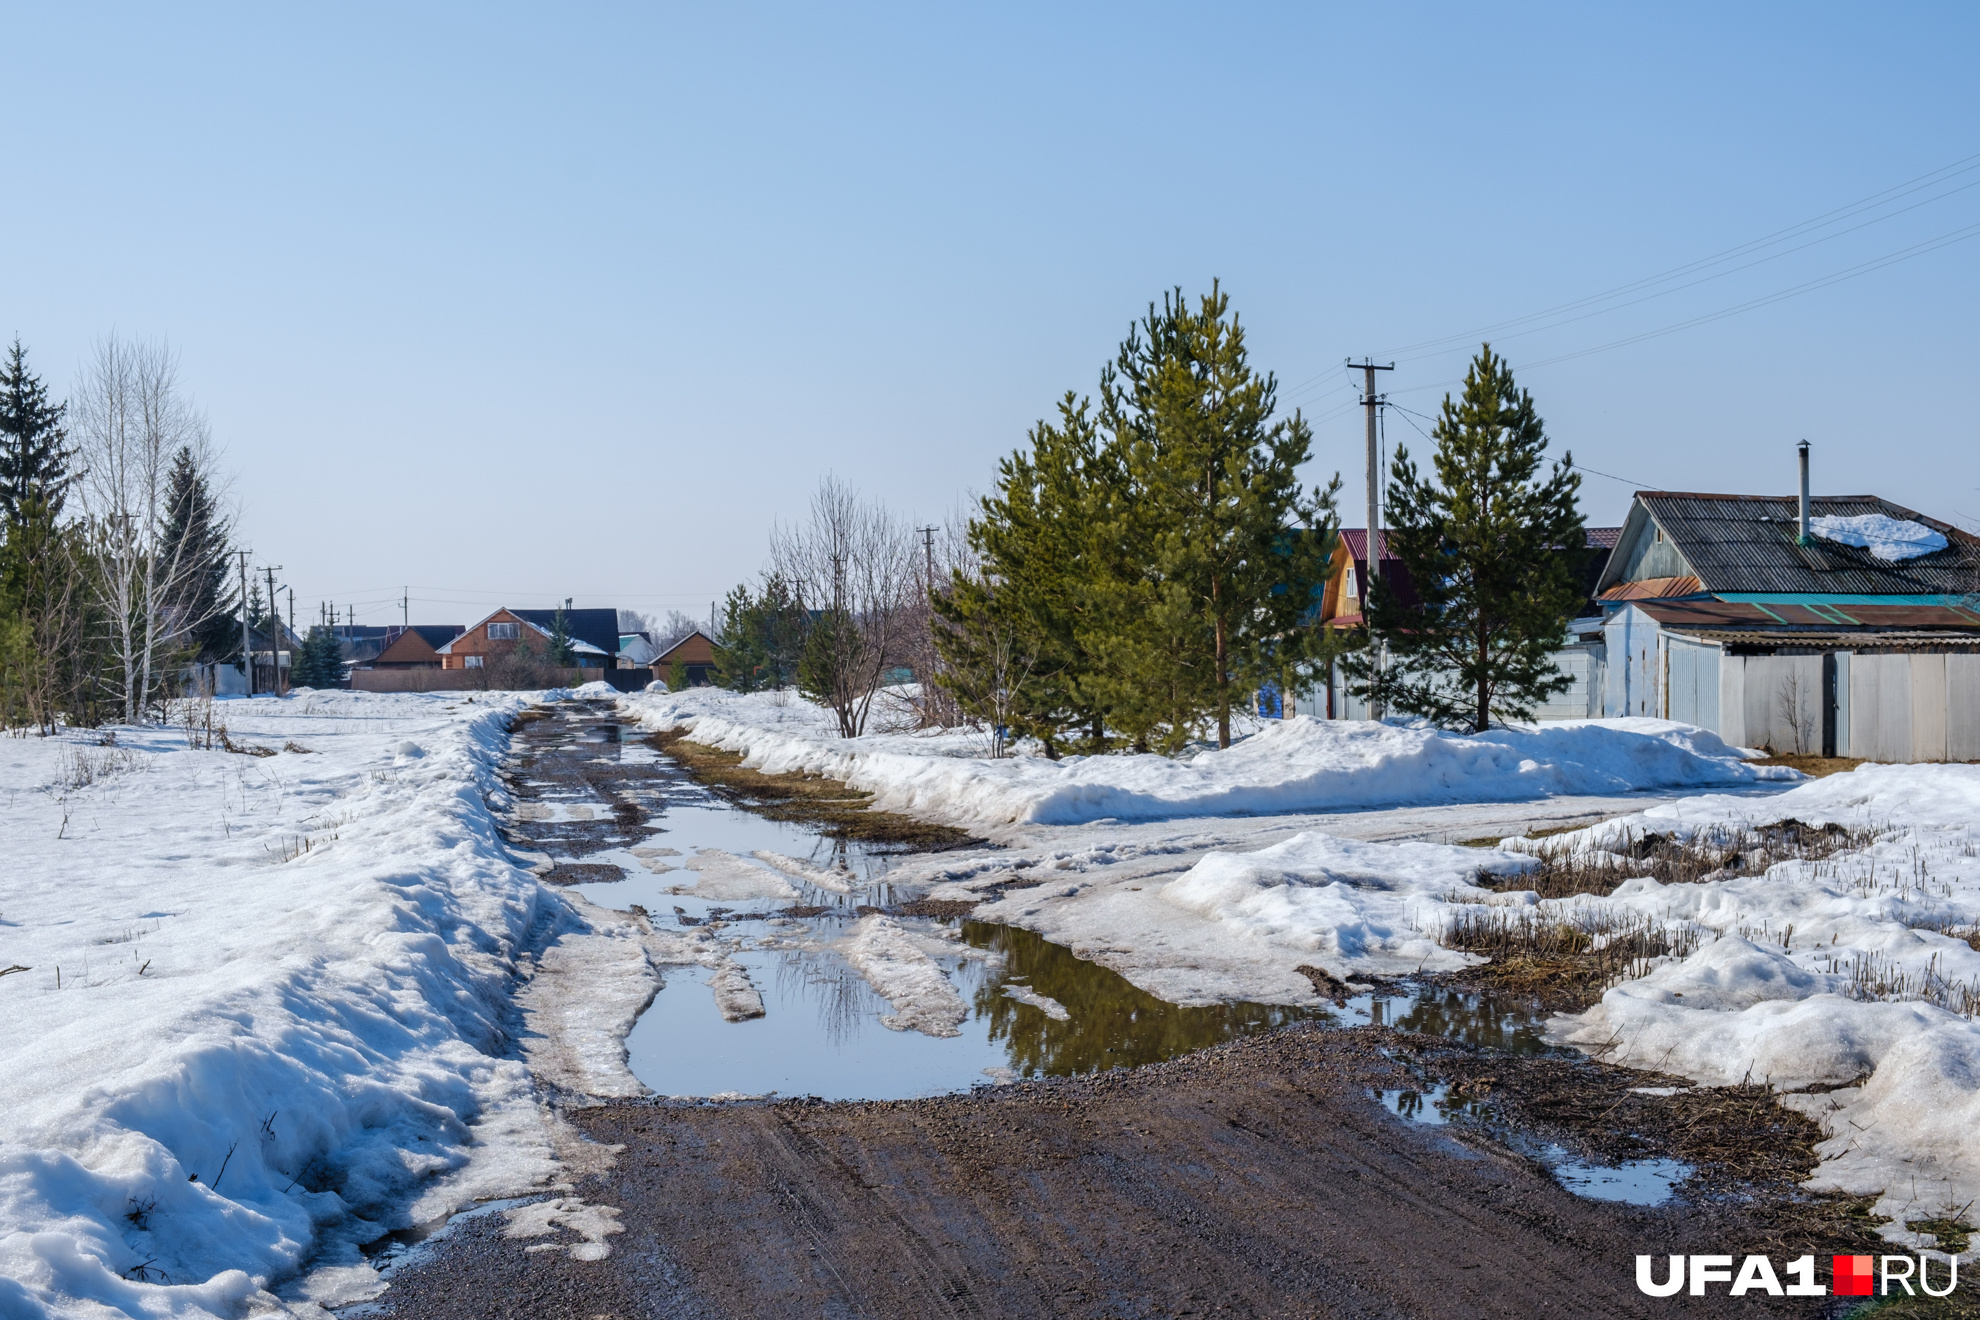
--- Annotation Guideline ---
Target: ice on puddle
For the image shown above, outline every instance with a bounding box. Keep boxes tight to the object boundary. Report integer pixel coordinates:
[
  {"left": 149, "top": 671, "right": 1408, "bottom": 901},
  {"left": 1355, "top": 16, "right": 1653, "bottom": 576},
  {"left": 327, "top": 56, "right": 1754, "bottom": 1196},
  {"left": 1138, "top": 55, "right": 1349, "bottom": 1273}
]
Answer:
[{"left": 842, "top": 915, "right": 968, "bottom": 1037}]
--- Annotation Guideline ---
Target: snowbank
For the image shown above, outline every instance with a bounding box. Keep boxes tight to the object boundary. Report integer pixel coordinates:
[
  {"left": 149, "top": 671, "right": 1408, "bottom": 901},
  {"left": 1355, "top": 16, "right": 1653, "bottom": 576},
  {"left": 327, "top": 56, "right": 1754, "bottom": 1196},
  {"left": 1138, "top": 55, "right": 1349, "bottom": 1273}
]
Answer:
[
  {"left": 618, "top": 688, "right": 1792, "bottom": 828},
  {"left": 1540, "top": 764, "right": 1980, "bottom": 1244},
  {"left": 0, "top": 691, "right": 563, "bottom": 1316}
]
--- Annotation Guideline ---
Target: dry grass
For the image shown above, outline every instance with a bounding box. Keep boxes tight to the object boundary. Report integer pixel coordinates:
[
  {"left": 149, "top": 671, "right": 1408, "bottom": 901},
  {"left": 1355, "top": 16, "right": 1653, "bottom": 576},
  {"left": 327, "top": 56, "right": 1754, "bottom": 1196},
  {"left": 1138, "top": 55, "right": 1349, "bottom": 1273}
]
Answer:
[
  {"left": 58, "top": 742, "right": 148, "bottom": 789},
  {"left": 1750, "top": 752, "right": 1867, "bottom": 778},
  {"left": 648, "top": 729, "right": 982, "bottom": 851},
  {"left": 1479, "top": 817, "right": 1879, "bottom": 900},
  {"left": 1439, "top": 905, "right": 1701, "bottom": 1004}
]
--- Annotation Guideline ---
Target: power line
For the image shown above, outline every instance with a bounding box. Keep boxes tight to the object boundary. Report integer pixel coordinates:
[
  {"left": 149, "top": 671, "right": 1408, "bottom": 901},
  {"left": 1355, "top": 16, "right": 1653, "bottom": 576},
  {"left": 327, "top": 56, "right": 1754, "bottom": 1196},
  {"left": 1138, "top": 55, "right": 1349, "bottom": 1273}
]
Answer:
[{"left": 1374, "top": 147, "right": 1980, "bottom": 359}]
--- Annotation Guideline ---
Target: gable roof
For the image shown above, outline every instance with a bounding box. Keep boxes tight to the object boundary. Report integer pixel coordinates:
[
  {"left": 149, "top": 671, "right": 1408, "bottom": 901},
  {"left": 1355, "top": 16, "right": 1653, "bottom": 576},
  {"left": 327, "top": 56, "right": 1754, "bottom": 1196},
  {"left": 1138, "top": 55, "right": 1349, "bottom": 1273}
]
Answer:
[
  {"left": 1603, "top": 493, "right": 1980, "bottom": 596},
  {"left": 437, "top": 608, "right": 611, "bottom": 657},
  {"left": 654, "top": 629, "right": 719, "bottom": 665}
]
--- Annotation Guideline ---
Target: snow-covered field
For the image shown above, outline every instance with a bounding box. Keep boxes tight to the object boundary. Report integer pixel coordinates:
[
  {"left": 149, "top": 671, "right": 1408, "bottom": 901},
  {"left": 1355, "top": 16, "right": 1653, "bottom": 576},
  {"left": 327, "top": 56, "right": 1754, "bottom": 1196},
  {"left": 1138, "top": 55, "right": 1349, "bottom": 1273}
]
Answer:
[
  {"left": 0, "top": 690, "right": 627, "bottom": 1319},
  {"left": 617, "top": 687, "right": 1793, "bottom": 828}
]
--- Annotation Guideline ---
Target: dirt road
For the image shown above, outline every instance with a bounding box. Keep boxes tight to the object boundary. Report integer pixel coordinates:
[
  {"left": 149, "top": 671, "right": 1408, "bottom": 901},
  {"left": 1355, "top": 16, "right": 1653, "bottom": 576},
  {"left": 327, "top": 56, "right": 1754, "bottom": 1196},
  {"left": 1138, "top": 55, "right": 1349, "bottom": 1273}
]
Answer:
[{"left": 378, "top": 1023, "right": 1845, "bottom": 1319}]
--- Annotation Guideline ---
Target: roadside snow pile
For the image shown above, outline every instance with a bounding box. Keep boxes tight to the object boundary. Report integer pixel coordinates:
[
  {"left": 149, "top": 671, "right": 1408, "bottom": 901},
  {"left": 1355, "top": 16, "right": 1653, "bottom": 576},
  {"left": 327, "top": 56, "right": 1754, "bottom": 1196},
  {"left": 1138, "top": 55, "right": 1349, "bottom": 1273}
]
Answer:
[
  {"left": 1536, "top": 764, "right": 1980, "bottom": 1245},
  {"left": 619, "top": 687, "right": 1791, "bottom": 828},
  {"left": 0, "top": 691, "right": 559, "bottom": 1317},
  {"left": 1809, "top": 513, "right": 1949, "bottom": 561}
]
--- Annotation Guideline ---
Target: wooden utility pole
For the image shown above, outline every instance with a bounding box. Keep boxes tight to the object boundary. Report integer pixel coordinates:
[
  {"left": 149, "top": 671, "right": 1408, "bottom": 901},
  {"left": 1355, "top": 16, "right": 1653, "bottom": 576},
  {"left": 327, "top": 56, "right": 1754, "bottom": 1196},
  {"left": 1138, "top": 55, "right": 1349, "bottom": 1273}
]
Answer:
[{"left": 1349, "top": 359, "right": 1394, "bottom": 720}]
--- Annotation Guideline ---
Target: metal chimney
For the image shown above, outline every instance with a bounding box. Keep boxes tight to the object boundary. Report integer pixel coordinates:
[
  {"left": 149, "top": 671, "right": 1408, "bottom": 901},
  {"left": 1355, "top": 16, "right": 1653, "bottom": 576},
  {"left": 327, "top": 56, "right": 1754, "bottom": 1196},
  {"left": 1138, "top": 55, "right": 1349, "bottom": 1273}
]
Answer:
[{"left": 1797, "top": 440, "right": 1811, "bottom": 545}]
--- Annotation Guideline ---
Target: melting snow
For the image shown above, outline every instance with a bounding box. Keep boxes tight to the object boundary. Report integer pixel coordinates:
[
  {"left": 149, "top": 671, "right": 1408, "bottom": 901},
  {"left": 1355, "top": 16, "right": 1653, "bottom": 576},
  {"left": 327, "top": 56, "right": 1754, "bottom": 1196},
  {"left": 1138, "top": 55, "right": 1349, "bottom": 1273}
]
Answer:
[{"left": 1810, "top": 513, "right": 1949, "bottom": 561}]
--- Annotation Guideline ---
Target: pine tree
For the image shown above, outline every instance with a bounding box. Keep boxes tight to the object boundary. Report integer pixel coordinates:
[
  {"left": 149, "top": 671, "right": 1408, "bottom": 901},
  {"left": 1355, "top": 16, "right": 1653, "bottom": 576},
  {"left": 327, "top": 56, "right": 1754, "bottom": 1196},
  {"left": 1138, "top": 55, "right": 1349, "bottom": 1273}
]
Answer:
[
  {"left": 1342, "top": 345, "right": 1585, "bottom": 731},
  {"left": 0, "top": 340, "right": 74, "bottom": 524},
  {"left": 158, "top": 444, "right": 234, "bottom": 663},
  {"left": 1085, "top": 285, "right": 1340, "bottom": 749},
  {"left": 714, "top": 576, "right": 806, "bottom": 691},
  {"left": 935, "top": 394, "right": 1107, "bottom": 757}
]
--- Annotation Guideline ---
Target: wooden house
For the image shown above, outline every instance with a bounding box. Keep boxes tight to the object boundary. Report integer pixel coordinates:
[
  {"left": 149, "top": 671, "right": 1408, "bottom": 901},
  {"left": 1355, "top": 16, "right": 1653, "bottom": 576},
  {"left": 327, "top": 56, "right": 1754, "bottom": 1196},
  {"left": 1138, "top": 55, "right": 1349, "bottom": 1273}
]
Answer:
[
  {"left": 437, "top": 609, "right": 613, "bottom": 670},
  {"left": 369, "top": 625, "right": 465, "bottom": 670},
  {"left": 650, "top": 630, "right": 720, "bottom": 687}
]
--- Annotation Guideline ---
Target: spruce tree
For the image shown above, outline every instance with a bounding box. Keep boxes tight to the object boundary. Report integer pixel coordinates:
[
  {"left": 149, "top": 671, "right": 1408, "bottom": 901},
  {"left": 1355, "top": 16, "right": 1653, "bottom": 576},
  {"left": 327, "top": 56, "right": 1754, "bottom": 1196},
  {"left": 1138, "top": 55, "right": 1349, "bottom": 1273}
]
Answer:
[
  {"left": 159, "top": 445, "right": 235, "bottom": 663},
  {"left": 1342, "top": 345, "right": 1585, "bottom": 731},
  {"left": 548, "top": 607, "right": 576, "bottom": 667},
  {"left": 1087, "top": 285, "right": 1340, "bottom": 749},
  {"left": 0, "top": 340, "right": 74, "bottom": 524}
]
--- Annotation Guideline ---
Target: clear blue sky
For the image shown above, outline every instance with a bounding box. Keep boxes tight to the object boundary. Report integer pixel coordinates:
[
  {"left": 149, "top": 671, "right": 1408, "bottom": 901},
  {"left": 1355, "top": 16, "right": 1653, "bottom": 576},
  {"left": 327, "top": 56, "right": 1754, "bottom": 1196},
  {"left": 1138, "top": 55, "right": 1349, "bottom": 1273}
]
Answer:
[{"left": 4, "top": 3, "right": 1976, "bottom": 626}]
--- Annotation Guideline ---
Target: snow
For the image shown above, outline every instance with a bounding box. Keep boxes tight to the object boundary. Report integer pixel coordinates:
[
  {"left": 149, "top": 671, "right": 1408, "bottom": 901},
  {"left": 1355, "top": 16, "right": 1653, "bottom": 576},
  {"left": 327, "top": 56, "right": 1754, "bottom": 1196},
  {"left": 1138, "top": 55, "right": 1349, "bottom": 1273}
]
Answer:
[
  {"left": 841, "top": 916, "right": 969, "bottom": 1037},
  {"left": 1532, "top": 764, "right": 1980, "bottom": 1245},
  {"left": 1809, "top": 513, "right": 1950, "bottom": 561},
  {"left": 617, "top": 688, "right": 1793, "bottom": 829},
  {"left": 0, "top": 691, "right": 613, "bottom": 1317},
  {"left": 1000, "top": 984, "right": 1070, "bottom": 1020}
]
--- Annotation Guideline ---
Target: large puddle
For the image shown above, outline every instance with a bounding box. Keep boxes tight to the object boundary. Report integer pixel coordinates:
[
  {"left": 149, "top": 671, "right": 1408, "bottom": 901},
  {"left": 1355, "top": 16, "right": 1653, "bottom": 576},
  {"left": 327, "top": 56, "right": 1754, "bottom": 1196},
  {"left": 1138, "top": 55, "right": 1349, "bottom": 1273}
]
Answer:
[
  {"left": 507, "top": 702, "right": 1692, "bottom": 1206},
  {"left": 514, "top": 703, "right": 1330, "bottom": 1101}
]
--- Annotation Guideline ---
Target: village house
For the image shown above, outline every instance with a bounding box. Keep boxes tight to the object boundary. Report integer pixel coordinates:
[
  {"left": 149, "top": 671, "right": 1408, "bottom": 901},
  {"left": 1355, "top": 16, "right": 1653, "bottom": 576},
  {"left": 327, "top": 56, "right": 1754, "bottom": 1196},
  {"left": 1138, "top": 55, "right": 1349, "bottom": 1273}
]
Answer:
[
  {"left": 650, "top": 630, "right": 720, "bottom": 687},
  {"left": 1307, "top": 525, "right": 1621, "bottom": 721},
  {"left": 367, "top": 625, "right": 467, "bottom": 670},
  {"left": 1594, "top": 470, "right": 1980, "bottom": 760},
  {"left": 437, "top": 608, "right": 615, "bottom": 671}
]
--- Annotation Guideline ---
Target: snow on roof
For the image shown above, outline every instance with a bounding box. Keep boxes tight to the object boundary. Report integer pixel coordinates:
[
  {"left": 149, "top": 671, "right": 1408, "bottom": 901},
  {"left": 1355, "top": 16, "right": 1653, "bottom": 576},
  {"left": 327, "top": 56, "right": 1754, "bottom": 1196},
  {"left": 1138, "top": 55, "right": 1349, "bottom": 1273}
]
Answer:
[{"left": 1810, "top": 513, "right": 1951, "bottom": 563}]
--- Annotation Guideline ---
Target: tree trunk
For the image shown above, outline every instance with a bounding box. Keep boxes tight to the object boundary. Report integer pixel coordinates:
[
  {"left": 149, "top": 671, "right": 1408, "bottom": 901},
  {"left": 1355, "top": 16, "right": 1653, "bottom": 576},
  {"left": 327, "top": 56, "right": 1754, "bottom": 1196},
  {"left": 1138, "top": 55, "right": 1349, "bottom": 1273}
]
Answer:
[
  {"left": 1474, "top": 617, "right": 1490, "bottom": 733},
  {"left": 1213, "top": 572, "right": 1230, "bottom": 749}
]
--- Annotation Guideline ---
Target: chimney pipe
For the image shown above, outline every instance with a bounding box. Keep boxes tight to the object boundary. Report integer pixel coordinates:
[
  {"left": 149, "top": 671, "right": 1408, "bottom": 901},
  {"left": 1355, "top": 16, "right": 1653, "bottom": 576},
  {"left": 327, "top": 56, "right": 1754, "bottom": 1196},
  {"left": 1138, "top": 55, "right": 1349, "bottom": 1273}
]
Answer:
[{"left": 1797, "top": 440, "right": 1811, "bottom": 545}]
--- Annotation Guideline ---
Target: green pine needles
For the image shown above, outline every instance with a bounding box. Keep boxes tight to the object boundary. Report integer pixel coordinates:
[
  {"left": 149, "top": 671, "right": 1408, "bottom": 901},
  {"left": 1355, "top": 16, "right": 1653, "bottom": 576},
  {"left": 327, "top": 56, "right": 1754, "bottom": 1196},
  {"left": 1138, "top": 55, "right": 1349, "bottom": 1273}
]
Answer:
[
  {"left": 936, "top": 284, "right": 1342, "bottom": 754},
  {"left": 1342, "top": 345, "right": 1586, "bottom": 732}
]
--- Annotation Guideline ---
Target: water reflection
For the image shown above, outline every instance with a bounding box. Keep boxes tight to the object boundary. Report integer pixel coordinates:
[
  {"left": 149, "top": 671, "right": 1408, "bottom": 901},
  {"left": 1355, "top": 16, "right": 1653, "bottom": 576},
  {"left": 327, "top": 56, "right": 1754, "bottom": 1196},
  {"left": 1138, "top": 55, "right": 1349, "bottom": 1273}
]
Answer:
[{"left": 961, "top": 922, "right": 1329, "bottom": 1079}]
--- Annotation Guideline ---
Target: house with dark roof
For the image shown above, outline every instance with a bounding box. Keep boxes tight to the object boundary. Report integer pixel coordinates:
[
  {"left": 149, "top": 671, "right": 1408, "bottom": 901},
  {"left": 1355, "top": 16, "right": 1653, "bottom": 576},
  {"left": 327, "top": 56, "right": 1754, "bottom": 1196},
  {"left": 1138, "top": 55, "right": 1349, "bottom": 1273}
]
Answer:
[{"left": 1596, "top": 488, "right": 1980, "bottom": 760}]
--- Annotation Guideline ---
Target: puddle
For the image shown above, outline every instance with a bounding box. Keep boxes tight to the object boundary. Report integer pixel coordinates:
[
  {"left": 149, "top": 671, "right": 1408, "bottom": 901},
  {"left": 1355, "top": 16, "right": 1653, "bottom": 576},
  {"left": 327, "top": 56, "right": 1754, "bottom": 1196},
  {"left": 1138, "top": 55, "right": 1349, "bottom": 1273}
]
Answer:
[
  {"left": 1342, "top": 983, "right": 1559, "bottom": 1056},
  {"left": 1548, "top": 1152, "right": 1690, "bottom": 1205},
  {"left": 514, "top": 701, "right": 1329, "bottom": 1102},
  {"left": 1377, "top": 1082, "right": 1488, "bottom": 1127},
  {"left": 1374, "top": 1082, "right": 1692, "bottom": 1206}
]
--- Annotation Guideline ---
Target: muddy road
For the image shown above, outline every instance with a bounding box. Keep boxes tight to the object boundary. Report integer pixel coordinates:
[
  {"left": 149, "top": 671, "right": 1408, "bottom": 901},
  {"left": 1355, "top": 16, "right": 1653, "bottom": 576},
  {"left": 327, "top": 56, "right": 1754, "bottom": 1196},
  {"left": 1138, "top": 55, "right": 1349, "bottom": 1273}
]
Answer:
[{"left": 374, "top": 700, "right": 1877, "bottom": 1319}]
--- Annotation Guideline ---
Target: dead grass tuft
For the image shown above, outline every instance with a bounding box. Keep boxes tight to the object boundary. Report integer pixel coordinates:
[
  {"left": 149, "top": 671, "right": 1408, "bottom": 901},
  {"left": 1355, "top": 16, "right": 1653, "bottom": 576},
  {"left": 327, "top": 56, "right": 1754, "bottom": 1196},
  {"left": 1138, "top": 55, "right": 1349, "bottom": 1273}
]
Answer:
[
  {"left": 1439, "top": 906, "right": 1700, "bottom": 1005},
  {"left": 1481, "top": 817, "right": 1878, "bottom": 900}
]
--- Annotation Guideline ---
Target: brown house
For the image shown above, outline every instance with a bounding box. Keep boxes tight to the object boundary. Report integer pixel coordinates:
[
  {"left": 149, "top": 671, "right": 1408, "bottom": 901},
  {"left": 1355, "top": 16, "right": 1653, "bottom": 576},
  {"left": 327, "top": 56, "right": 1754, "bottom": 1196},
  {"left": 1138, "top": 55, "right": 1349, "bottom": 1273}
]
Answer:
[
  {"left": 370, "top": 625, "right": 465, "bottom": 669},
  {"left": 650, "top": 630, "right": 719, "bottom": 687},
  {"left": 438, "top": 609, "right": 613, "bottom": 670}
]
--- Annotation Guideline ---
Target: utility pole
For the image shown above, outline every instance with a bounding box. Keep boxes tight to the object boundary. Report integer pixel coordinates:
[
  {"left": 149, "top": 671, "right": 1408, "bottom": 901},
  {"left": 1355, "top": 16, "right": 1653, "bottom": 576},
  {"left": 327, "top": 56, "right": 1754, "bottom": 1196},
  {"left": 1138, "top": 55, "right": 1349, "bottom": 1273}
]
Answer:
[
  {"left": 287, "top": 588, "right": 295, "bottom": 659},
  {"left": 237, "top": 550, "right": 253, "bottom": 696},
  {"left": 918, "top": 525, "right": 937, "bottom": 598},
  {"left": 1349, "top": 358, "right": 1394, "bottom": 719},
  {"left": 402, "top": 587, "right": 409, "bottom": 630},
  {"left": 262, "top": 566, "right": 284, "bottom": 694}
]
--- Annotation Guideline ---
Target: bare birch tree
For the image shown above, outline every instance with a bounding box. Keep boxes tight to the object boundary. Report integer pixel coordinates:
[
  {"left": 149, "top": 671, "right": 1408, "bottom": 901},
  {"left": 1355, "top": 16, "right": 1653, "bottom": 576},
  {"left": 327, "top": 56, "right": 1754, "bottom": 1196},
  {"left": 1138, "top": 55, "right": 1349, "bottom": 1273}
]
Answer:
[
  {"left": 771, "top": 477, "right": 916, "bottom": 737},
  {"left": 71, "top": 336, "right": 229, "bottom": 723}
]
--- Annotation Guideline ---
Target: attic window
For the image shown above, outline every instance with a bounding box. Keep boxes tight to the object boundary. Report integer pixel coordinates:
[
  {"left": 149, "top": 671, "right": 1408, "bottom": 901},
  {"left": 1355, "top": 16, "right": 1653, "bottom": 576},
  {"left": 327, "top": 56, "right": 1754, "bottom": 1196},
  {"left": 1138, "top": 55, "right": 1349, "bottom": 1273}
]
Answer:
[
  {"left": 487, "top": 622, "right": 520, "bottom": 640},
  {"left": 1654, "top": 527, "right": 1664, "bottom": 543}
]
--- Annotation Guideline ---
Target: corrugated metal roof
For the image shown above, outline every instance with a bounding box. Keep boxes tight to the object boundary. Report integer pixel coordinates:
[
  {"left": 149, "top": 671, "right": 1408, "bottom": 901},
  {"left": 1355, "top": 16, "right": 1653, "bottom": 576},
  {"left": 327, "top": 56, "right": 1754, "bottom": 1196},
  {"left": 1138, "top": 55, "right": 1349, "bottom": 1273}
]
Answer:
[
  {"left": 1637, "top": 493, "right": 1980, "bottom": 594},
  {"left": 1600, "top": 575, "right": 1702, "bottom": 601}
]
